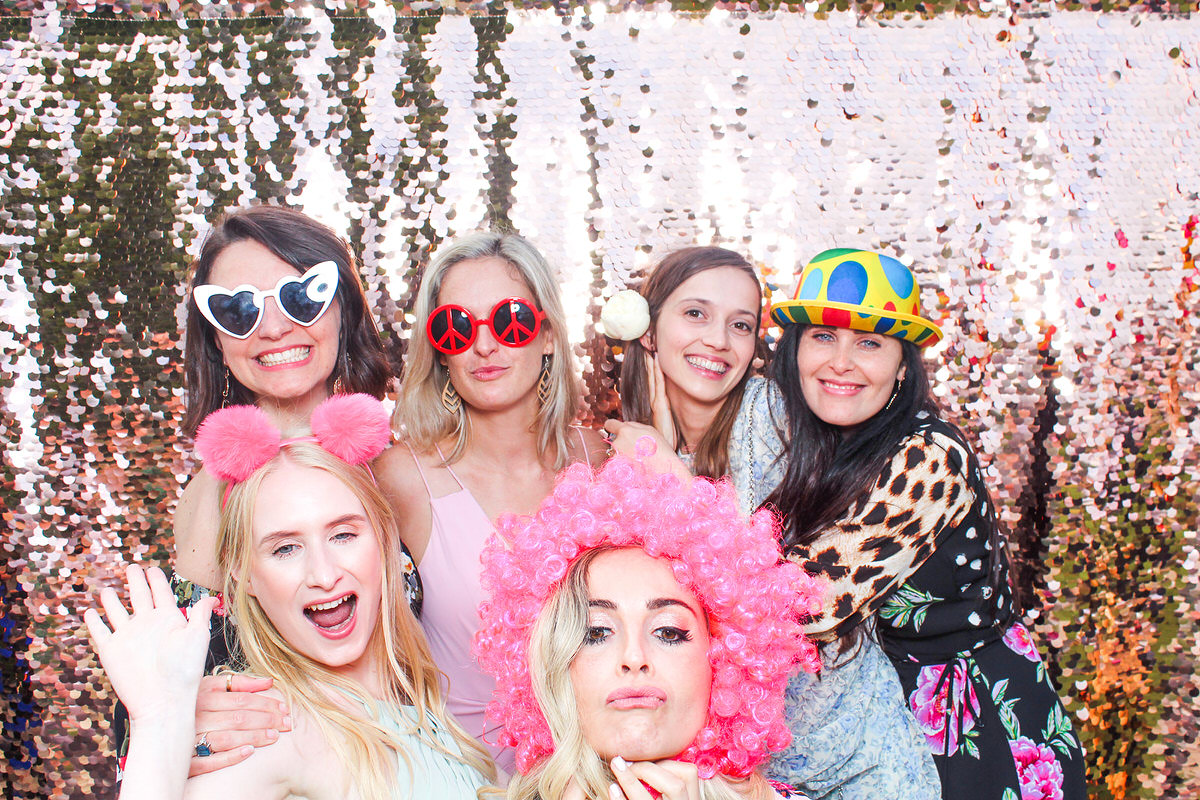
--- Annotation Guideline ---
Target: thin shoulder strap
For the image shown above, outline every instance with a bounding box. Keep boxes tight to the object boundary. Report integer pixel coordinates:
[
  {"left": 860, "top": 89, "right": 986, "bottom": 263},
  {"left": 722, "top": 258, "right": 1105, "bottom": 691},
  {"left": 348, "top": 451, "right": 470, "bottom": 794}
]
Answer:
[
  {"left": 404, "top": 441, "right": 435, "bottom": 496},
  {"left": 433, "top": 442, "right": 466, "bottom": 491},
  {"left": 574, "top": 426, "right": 592, "bottom": 468}
]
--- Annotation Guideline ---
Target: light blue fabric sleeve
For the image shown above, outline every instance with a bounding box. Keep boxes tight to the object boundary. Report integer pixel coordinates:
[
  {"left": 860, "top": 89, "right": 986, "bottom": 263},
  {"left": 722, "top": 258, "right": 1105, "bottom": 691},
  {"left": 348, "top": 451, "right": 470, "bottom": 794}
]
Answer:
[
  {"left": 728, "top": 377, "right": 788, "bottom": 514},
  {"left": 767, "top": 632, "right": 941, "bottom": 800},
  {"left": 729, "top": 380, "right": 941, "bottom": 799}
]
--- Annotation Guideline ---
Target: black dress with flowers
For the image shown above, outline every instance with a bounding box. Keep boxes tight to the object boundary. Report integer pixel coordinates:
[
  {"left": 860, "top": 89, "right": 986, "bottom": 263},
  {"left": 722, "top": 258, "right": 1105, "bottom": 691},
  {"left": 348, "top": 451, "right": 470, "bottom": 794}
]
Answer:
[{"left": 791, "top": 413, "right": 1086, "bottom": 800}]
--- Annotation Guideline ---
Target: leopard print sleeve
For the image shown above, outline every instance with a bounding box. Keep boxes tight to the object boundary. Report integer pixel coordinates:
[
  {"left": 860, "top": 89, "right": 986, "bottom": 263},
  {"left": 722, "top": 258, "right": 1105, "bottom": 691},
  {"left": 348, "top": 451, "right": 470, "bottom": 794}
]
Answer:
[{"left": 788, "top": 429, "right": 974, "bottom": 641}]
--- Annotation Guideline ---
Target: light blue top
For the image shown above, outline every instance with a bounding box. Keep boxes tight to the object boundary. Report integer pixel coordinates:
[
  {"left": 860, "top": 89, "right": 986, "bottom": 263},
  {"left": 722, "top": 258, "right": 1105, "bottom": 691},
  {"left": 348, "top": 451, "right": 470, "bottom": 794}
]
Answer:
[
  {"left": 362, "top": 701, "right": 487, "bottom": 799},
  {"left": 728, "top": 377, "right": 788, "bottom": 514},
  {"left": 728, "top": 378, "right": 941, "bottom": 800}
]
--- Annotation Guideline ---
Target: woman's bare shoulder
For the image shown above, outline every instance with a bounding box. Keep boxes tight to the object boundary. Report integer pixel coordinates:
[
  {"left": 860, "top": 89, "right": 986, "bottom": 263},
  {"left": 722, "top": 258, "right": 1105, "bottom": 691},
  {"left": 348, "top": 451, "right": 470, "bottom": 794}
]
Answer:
[
  {"left": 183, "top": 697, "right": 345, "bottom": 800},
  {"left": 373, "top": 441, "right": 425, "bottom": 498},
  {"left": 173, "top": 471, "right": 222, "bottom": 588}
]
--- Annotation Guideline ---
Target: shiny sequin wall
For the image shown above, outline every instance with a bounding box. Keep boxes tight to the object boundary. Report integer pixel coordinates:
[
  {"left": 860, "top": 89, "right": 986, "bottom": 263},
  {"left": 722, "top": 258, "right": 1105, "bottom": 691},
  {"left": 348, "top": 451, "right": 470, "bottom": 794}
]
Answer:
[{"left": 2, "top": 3, "right": 1198, "bottom": 798}]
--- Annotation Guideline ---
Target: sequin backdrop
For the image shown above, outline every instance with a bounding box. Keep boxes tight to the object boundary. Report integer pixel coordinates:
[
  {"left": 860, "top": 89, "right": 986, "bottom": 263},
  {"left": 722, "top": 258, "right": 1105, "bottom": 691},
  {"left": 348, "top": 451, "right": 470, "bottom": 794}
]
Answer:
[{"left": 1, "top": 2, "right": 1198, "bottom": 797}]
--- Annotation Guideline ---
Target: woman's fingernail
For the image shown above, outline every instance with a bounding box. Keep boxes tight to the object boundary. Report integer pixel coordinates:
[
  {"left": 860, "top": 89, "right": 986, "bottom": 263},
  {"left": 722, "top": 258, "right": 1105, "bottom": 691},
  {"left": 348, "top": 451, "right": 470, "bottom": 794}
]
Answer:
[
  {"left": 266, "top": 729, "right": 279, "bottom": 741},
  {"left": 612, "top": 755, "right": 628, "bottom": 772},
  {"left": 281, "top": 715, "right": 293, "bottom": 730},
  {"left": 609, "top": 784, "right": 623, "bottom": 800}
]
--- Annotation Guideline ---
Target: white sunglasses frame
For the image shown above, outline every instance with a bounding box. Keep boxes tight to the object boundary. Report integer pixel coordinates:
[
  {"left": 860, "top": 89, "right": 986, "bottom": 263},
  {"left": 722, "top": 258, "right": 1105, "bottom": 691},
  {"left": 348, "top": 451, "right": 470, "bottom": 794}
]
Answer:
[{"left": 192, "top": 260, "right": 341, "bottom": 340}]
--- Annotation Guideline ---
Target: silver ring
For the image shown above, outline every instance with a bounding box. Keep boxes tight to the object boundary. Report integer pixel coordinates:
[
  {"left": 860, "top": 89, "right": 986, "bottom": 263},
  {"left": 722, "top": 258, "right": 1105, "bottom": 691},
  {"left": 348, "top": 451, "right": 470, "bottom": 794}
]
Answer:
[{"left": 195, "top": 731, "right": 213, "bottom": 758}]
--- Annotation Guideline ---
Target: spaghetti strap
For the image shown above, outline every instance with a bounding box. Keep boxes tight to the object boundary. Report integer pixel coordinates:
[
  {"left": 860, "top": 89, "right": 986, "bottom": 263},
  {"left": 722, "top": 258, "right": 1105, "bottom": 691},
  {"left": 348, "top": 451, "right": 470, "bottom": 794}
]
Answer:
[
  {"left": 573, "top": 426, "right": 592, "bottom": 467},
  {"left": 433, "top": 443, "right": 466, "bottom": 492},
  {"left": 404, "top": 442, "right": 436, "bottom": 496}
]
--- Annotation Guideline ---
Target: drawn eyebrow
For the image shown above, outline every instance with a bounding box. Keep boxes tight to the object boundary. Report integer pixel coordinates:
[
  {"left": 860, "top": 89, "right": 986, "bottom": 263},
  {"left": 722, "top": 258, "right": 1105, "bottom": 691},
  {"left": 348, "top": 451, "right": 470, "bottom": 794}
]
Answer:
[
  {"left": 676, "top": 297, "right": 757, "bottom": 317},
  {"left": 587, "top": 597, "right": 700, "bottom": 615},
  {"left": 648, "top": 597, "right": 700, "bottom": 615}
]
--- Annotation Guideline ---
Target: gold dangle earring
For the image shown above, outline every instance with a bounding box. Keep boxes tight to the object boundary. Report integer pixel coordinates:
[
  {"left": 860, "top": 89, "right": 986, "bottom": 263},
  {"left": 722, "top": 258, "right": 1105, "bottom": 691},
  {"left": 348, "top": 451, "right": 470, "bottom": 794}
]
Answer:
[
  {"left": 884, "top": 378, "right": 901, "bottom": 411},
  {"left": 221, "top": 368, "right": 231, "bottom": 407},
  {"left": 536, "top": 355, "right": 552, "bottom": 407},
  {"left": 441, "top": 377, "right": 462, "bottom": 414},
  {"left": 333, "top": 353, "right": 349, "bottom": 395}
]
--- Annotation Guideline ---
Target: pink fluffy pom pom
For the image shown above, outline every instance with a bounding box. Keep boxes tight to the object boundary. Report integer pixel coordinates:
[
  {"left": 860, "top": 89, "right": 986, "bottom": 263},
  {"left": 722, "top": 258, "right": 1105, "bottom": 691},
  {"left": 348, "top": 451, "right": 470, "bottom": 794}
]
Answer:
[
  {"left": 195, "top": 405, "right": 282, "bottom": 483},
  {"left": 310, "top": 394, "right": 391, "bottom": 465}
]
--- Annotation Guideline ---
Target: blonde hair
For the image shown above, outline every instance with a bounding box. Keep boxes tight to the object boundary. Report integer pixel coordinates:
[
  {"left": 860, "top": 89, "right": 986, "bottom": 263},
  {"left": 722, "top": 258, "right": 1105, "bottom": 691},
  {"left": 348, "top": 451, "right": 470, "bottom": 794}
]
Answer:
[
  {"left": 395, "top": 231, "right": 580, "bottom": 469},
  {"left": 505, "top": 550, "right": 776, "bottom": 800},
  {"left": 218, "top": 444, "right": 496, "bottom": 798}
]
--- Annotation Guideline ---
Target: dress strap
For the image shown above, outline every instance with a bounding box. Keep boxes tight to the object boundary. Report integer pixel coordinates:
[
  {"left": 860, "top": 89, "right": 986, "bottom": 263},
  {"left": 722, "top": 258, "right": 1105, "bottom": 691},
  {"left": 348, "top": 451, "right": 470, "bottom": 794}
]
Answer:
[
  {"left": 432, "top": 442, "right": 466, "bottom": 492},
  {"left": 573, "top": 426, "right": 592, "bottom": 467},
  {"left": 405, "top": 441, "right": 437, "bottom": 497}
]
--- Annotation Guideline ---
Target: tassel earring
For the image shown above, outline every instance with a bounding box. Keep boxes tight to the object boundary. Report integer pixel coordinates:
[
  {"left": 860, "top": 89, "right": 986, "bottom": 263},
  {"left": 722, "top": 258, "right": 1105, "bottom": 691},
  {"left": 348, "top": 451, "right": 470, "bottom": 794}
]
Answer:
[
  {"left": 536, "top": 355, "right": 552, "bottom": 407},
  {"left": 441, "top": 378, "right": 462, "bottom": 415}
]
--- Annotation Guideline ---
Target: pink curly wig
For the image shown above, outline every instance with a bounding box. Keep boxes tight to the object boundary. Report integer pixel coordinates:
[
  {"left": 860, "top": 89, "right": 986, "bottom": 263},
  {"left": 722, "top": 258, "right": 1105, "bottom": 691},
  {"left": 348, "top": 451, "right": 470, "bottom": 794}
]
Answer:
[{"left": 474, "top": 454, "right": 823, "bottom": 780}]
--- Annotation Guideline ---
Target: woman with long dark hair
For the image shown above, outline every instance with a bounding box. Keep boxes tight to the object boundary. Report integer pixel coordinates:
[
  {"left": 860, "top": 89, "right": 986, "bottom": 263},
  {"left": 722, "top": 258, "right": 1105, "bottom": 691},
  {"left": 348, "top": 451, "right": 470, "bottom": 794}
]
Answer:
[
  {"left": 767, "top": 248, "right": 1085, "bottom": 799},
  {"left": 171, "top": 206, "right": 419, "bottom": 774},
  {"left": 604, "top": 246, "right": 770, "bottom": 504}
]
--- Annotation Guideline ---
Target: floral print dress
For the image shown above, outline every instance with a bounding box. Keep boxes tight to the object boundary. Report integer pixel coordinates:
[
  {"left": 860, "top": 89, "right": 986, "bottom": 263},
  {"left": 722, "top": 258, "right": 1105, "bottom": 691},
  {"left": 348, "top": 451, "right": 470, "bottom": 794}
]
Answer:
[
  {"left": 789, "top": 412, "right": 1086, "bottom": 800},
  {"left": 736, "top": 379, "right": 941, "bottom": 799}
]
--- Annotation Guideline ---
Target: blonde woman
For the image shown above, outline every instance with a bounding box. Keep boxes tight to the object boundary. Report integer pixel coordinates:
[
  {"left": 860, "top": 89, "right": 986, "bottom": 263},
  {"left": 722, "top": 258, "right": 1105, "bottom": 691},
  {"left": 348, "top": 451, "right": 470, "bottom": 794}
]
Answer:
[
  {"left": 88, "top": 395, "right": 494, "bottom": 799},
  {"left": 376, "top": 232, "right": 606, "bottom": 772},
  {"left": 475, "top": 453, "right": 824, "bottom": 800}
]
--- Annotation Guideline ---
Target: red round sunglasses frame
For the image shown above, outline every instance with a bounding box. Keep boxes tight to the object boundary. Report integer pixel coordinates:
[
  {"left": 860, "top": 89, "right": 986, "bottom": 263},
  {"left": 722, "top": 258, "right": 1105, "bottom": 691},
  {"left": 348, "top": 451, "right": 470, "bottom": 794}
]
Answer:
[{"left": 425, "top": 296, "right": 547, "bottom": 355}]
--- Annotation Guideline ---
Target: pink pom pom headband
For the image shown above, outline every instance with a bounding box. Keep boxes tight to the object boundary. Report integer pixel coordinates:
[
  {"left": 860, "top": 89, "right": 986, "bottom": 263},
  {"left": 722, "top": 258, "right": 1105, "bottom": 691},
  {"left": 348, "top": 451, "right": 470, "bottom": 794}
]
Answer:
[
  {"left": 195, "top": 393, "right": 392, "bottom": 506},
  {"left": 473, "top": 453, "right": 824, "bottom": 779}
]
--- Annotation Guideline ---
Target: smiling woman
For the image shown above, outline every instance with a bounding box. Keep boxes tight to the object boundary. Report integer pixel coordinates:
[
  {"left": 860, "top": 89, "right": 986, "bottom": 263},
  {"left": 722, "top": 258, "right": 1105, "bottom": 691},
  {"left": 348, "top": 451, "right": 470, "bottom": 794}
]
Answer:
[
  {"left": 154, "top": 206, "right": 422, "bottom": 782},
  {"left": 607, "top": 247, "right": 765, "bottom": 488},
  {"left": 766, "top": 249, "right": 1086, "bottom": 800},
  {"left": 87, "top": 395, "right": 493, "bottom": 800}
]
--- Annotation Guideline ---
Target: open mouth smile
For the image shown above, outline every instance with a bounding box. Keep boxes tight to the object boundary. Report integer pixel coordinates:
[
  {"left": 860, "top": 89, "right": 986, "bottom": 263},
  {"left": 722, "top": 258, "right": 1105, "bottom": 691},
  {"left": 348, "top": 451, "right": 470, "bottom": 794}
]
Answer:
[
  {"left": 685, "top": 355, "right": 729, "bottom": 376},
  {"left": 303, "top": 593, "right": 357, "bottom": 637},
  {"left": 256, "top": 346, "right": 312, "bottom": 367},
  {"left": 819, "top": 379, "right": 865, "bottom": 395}
]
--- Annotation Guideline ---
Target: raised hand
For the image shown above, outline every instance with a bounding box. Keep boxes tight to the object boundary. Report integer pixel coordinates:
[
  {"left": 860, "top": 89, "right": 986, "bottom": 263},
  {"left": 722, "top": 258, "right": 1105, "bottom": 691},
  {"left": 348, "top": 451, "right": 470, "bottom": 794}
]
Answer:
[
  {"left": 645, "top": 353, "right": 678, "bottom": 449},
  {"left": 85, "top": 564, "right": 216, "bottom": 724}
]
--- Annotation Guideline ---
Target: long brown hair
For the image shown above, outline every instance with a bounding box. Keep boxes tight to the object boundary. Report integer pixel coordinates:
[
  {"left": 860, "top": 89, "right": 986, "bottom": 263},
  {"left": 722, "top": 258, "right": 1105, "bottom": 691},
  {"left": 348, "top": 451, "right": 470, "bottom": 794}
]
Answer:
[
  {"left": 618, "top": 246, "right": 763, "bottom": 479},
  {"left": 183, "top": 206, "right": 391, "bottom": 436}
]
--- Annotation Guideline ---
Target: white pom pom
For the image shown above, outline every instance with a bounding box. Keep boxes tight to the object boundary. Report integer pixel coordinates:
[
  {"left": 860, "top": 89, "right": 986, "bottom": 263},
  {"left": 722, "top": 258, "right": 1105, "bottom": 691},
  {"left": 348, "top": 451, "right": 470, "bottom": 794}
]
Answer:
[{"left": 600, "top": 289, "right": 651, "bottom": 340}]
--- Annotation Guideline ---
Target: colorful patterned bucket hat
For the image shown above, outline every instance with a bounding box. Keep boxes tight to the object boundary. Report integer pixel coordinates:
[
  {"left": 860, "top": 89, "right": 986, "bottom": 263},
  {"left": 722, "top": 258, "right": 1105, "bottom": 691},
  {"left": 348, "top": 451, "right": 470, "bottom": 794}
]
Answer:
[{"left": 769, "top": 248, "right": 942, "bottom": 348}]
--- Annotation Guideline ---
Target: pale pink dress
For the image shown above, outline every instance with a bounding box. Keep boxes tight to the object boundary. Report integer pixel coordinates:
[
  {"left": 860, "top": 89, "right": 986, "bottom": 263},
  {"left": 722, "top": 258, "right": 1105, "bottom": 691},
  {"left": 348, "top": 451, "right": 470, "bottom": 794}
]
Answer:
[{"left": 411, "top": 433, "right": 590, "bottom": 775}]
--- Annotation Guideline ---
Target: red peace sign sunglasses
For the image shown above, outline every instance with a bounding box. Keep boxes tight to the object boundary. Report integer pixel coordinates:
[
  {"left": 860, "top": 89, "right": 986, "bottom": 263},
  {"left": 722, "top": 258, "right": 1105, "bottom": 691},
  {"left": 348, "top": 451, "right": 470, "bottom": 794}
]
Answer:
[{"left": 425, "top": 297, "right": 547, "bottom": 355}]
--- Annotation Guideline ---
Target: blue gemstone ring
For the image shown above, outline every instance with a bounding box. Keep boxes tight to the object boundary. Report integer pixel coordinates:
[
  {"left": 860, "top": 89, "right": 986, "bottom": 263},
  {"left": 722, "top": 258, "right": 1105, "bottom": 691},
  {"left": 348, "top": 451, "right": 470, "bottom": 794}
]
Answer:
[{"left": 194, "top": 731, "right": 213, "bottom": 758}]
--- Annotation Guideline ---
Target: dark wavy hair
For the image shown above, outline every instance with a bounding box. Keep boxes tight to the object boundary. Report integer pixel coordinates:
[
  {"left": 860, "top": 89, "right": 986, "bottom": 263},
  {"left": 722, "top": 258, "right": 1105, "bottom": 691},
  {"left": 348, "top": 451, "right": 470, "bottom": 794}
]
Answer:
[
  {"left": 182, "top": 206, "right": 391, "bottom": 437},
  {"left": 766, "top": 323, "right": 939, "bottom": 548},
  {"left": 618, "top": 246, "right": 764, "bottom": 480}
]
